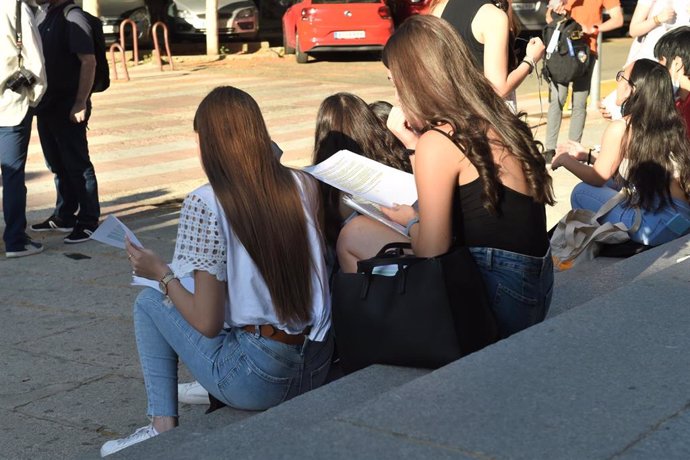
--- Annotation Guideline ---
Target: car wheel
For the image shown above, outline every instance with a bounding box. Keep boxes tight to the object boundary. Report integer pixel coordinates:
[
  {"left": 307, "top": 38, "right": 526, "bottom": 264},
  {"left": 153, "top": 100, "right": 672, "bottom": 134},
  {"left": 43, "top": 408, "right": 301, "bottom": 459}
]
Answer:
[
  {"left": 295, "top": 32, "right": 308, "bottom": 64},
  {"left": 284, "top": 31, "right": 295, "bottom": 55}
]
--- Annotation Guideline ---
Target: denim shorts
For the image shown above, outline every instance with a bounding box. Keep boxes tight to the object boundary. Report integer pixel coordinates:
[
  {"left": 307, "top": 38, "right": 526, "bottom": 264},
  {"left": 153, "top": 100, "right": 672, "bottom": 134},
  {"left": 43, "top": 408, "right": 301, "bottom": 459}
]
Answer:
[{"left": 469, "top": 247, "right": 554, "bottom": 339}]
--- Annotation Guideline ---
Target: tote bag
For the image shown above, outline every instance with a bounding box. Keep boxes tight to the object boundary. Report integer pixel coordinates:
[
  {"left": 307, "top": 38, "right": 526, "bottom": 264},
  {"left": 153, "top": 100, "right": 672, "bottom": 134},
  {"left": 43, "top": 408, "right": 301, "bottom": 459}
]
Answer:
[
  {"left": 332, "top": 243, "right": 498, "bottom": 374},
  {"left": 551, "top": 190, "right": 641, "bottom": 271}
]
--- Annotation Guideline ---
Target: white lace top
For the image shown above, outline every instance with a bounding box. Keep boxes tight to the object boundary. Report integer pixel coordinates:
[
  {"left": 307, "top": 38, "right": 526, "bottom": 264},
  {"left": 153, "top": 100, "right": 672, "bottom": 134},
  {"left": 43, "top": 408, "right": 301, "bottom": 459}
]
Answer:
[{"left": 169, "top": 174, "right": 331, "bottom": 342}]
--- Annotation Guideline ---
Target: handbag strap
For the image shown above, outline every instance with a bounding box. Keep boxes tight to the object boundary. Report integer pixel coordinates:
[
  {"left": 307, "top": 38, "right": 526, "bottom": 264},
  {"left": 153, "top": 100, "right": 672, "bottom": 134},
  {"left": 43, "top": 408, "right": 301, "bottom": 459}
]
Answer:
[
  {"left": 376, "top": 242, "right": 412, "bottom": 257},
  {"left": 15, "top": 0, "right": 23, "bottom": 68},
  {"left": 593, "top": 189, "right": 642, "bottom": 234}
]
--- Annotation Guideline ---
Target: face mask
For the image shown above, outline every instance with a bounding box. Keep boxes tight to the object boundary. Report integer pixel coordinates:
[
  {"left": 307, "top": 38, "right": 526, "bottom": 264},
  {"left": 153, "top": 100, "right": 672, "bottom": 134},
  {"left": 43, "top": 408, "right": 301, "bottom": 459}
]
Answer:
[{"left": 672, "top": 79, "right": 681, "bottom": 97}]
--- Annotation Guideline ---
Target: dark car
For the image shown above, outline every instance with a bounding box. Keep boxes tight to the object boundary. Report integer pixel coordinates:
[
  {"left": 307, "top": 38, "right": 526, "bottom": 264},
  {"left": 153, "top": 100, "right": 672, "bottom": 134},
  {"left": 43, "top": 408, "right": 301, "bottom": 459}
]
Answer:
[
  {"left": 75, "top": 0, "right": 152, "bottom": 44},
  {"left": 513, "top": 0, "right": 636, "bottom": 35},
  {"left": 512, "top": 0, "right": 547, "bottom": 33}
]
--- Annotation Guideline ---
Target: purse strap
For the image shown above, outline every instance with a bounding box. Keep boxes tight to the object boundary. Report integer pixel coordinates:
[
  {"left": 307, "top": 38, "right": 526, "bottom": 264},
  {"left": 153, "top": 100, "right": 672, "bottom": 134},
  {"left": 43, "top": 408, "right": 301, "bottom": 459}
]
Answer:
[
  {"left": 593, "top": 189, "right": 642, "bottom": 234},
  {"left": 14, "top": 0, "right": 23, "bottom": 68},
  {"left": 376, "top": 242, "right": 412, "bottom": 257}
]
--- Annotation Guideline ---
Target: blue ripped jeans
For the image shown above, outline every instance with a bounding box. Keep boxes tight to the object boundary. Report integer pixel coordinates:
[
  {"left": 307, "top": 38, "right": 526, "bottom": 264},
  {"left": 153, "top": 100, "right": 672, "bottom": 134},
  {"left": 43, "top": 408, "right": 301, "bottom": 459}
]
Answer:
[
  {"left": 571, "top": 182, "right": 690, "bottom": 246},
  {"left": 133, "top": 288, "right": 333, "bottom": 416},
  {"left": 470, "top": 247, "right": 554, "bottom": 339}
]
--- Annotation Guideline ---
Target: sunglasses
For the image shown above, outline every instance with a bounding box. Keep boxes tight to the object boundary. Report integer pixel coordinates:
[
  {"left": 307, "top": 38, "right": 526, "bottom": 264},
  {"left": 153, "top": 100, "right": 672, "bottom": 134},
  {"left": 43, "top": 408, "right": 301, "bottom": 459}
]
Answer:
[{"left": 616, "top": 70, "right": 633, "bottom": 86}]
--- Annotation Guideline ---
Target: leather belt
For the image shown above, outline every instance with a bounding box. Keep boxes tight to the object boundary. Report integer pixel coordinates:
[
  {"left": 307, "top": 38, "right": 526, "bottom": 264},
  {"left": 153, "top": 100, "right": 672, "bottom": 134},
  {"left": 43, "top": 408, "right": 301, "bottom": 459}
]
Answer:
[{"left": 242, "top": 324, "right": 308, "bottom": 345}]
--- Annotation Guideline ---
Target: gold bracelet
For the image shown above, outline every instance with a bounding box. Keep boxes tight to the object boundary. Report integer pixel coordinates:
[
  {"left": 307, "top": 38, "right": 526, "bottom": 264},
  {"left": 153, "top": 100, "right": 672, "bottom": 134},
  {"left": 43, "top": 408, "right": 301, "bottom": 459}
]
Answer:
[{"left": 653, "top": 15, "right": 661, "bottom": 25}]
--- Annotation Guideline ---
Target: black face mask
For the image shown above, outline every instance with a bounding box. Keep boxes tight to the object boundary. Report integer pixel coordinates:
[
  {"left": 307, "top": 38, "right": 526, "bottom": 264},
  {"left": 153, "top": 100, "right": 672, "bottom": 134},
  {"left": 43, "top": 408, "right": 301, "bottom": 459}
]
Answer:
[{"left": 621, "top": 98, "right": 630, "bottom": 117}]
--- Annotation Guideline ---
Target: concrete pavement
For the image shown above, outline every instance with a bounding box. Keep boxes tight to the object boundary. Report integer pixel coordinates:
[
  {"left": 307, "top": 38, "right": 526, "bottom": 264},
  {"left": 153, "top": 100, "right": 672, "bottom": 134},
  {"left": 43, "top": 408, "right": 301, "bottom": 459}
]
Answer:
[{"left": 1, "top": 42, "right": 631, "bottom": 458}]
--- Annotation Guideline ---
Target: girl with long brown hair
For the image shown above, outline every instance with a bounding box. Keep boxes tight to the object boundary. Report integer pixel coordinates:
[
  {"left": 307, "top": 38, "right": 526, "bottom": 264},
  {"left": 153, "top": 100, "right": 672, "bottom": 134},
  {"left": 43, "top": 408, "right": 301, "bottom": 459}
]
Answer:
[
  {"left": 553, "top": 59, "right": 690, "bottom": 246},
  {"left": 313, "top": 92, "right": 411, "bottom": 250},
  {"left": 101, "top": 86, "right": 333, "bottom": 456},
  {"left": 337, "top": 15, "right": 555, "bottom": 339}
]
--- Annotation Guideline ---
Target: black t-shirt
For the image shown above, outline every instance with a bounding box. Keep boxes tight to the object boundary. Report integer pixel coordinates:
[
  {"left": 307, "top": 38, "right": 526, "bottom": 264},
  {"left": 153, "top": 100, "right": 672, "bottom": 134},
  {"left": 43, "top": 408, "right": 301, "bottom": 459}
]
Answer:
[{"left": 38, "top": 1, "right": 93, "bottom": 113}]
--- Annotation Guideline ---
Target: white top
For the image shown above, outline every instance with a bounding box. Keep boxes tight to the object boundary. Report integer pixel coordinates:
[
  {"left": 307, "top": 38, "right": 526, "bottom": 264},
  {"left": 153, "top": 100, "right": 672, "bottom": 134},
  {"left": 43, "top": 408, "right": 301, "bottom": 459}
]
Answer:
[
  {"left": 169, "top": 173, "right": 331, "bottom": 342},
  {"left": 0, "top": 1, "right": 46, "bottom": 127},
  {"left": 625, "top": 0, "right": 690, "bottom": 65}
]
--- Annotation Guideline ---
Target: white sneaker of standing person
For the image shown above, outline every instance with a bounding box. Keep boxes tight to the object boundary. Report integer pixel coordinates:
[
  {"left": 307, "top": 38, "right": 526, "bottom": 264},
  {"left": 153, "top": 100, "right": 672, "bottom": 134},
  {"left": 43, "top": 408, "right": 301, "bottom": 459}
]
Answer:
[
  {"left": 100, "top": 424, "right": 159, "bottom": 457},
  {"left": 178, "top": 381, "right": 210, "bottom": 405}
]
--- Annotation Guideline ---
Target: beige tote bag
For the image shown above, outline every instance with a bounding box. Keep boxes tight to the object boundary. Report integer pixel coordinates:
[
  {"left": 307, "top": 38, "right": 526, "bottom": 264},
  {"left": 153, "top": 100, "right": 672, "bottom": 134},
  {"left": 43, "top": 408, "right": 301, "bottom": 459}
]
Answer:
[{"left": 551, "top": 190, "right": 642, "bottom": 271}]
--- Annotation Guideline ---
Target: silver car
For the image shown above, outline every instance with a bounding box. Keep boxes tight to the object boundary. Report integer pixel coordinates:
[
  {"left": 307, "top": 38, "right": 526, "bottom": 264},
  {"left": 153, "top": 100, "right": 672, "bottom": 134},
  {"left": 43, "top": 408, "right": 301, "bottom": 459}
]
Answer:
[
  {"left": 167, "top": 0, "right": 259, "bottom": 40},
  {"left": 75, "top": 0, "right": 152, "bottom": 44}
]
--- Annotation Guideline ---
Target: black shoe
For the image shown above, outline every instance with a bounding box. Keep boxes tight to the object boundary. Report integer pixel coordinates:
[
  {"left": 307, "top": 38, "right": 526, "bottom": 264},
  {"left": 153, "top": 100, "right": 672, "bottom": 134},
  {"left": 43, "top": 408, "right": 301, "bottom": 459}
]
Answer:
[
  {"left": 30, "top": 216, "right": 74, "bottom": 233},
  {"left": 543, "top": 149, "right": 555, "bottom": 164},
  {"left": 64, "top": 225, "right": 97, "bottom": 244},
  {"left": 6, "top": 239, "right": 44, "bottom": 258}
]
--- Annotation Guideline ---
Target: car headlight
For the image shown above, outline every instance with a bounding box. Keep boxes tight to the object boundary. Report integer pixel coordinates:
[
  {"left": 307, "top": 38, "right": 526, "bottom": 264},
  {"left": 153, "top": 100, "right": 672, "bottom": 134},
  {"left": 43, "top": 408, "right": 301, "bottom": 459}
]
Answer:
[
  {"left": 235, "top": 7, "right": 256, "bottom": 19},
  {"left": 176, "top": 8, "right": 193, "bottom": 19}
]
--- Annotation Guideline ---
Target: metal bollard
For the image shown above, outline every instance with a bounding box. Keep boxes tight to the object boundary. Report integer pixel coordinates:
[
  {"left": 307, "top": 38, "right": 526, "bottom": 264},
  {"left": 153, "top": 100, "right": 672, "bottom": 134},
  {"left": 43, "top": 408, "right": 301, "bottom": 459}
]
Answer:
[
  {"left": 152, "top": 21, "right": 174, "bottom": 72},
  {"left": 119, "top": 19, "right": 140, "bottom": 66},
  {"left": 109, "top": 42, "right": 130, "bottom": 82}
]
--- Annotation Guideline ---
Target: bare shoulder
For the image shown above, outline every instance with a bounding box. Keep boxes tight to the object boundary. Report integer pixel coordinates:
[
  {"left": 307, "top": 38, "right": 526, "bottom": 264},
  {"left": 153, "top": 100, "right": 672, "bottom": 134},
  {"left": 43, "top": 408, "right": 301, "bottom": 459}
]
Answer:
[
  {"left": 476, "top": 3, "right": 508, "bottom": 23},
  {"left": 604, "top": 119, "right": 628, "bottom": 138},
  {"left": 416, "top": 126, "right": 466, "bottom": 164}
]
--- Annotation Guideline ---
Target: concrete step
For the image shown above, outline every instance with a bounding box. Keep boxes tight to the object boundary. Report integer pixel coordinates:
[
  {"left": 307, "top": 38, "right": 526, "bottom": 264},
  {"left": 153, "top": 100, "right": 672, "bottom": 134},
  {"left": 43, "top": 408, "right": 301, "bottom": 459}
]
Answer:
[
  {"left": 549, "top": 233, "right": 690, "bottom": 317},
  {"left": 140, "top": 258, "right": 690, "bottom": 458},
  {"left": 105, "top": 365, "right": 429, "bottom": 458}
]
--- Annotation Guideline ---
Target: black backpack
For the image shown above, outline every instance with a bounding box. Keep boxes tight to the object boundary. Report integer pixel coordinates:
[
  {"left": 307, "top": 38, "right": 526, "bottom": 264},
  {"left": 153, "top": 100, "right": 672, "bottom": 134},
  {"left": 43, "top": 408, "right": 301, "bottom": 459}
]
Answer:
[
  {"left": 542, "top": 15, "right": 591, "bottom": 85},
  {"left": 64, "top": 4, "right": 110, "bottom": 93}
]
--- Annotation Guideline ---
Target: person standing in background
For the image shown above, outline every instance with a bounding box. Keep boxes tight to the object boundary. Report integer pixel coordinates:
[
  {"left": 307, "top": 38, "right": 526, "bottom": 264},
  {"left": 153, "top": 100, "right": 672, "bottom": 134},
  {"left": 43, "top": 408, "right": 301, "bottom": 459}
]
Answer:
[
  {"left": 30, "top": 0, "right": 100, "bottom": 244},
  {"left": 1, "top": 0, "right": 47, "bottom": 258},
  {"left": 544, "top": 0, "right": 623, "bottom": 156},
  {"left": 626, "top": 0, "right": 690, "bottom": 65}
]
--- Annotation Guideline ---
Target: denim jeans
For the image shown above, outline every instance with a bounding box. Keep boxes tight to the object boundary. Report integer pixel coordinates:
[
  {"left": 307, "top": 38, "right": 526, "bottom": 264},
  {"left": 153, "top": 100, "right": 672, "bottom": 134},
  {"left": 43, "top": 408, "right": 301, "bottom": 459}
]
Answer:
[
  {"left": 133, "top": 288, "right": 334, "bottom": 416},
  {"left": 1, "top": 111, "right": 33, "bottom": 251},
  {"left": 545, "top": 56, "right": 597, "bottom": 150},
  {"left": 36, "top": 105, "right": 100, "bottom": 227},
  {"left": 571, "top": 182, "right": 690, "bottom": 246},
  {"left": 470, "top": 247, "right": 554, "bottom": 339}
]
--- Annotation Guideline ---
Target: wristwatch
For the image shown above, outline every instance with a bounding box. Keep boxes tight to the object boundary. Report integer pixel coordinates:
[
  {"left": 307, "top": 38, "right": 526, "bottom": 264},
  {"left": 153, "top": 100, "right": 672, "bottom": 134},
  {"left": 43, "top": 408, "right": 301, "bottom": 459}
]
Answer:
[{"left": 159, "top": 271, "right": 176, "bottom": 296}]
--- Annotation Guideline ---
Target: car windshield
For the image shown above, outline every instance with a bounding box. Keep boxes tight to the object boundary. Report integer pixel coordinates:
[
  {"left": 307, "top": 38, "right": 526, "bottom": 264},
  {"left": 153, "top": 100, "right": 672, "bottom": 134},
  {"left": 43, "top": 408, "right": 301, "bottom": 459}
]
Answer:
[{"left": 312, "top": 0, "right": 380, "bottom": 3}]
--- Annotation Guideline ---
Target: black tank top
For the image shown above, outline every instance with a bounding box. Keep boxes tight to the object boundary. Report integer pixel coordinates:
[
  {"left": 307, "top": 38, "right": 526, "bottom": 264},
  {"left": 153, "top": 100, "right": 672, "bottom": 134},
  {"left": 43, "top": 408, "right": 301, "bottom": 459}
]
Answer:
[
  {"left": 427, "top": 128, "right": 549, "bottom": 257},
  {"left": 441, "top": 0, "right": 492, "bottom": 70},
  {"left": 452, "top": 180, "right": 549, "bottom": 257}
]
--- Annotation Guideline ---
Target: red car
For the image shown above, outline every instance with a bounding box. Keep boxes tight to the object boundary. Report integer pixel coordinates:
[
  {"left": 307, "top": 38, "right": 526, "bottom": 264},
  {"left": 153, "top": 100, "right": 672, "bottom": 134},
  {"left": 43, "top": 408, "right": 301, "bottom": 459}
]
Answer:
[{"left": 282, "top": 0, "right": 394, "bottom": 63}]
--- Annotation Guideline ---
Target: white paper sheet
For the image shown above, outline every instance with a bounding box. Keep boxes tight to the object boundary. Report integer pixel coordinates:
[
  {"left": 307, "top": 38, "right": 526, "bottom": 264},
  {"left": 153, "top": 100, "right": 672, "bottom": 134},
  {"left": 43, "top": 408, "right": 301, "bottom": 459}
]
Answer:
[
  {"left": 342, "top": 195, "right": 409, "bottom": 237},
  {"left": 303, "top": 149, "right": 417, "bottom": 207},
  {"left": 89, "top": 214, "right": 143, "bottom": 249}
]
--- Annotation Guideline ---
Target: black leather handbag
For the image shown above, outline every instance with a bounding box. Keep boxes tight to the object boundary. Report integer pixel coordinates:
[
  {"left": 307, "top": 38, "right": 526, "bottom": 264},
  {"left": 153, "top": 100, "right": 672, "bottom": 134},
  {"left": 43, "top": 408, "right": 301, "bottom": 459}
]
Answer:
[{"left": 332, "top": 243, "right": 498, "bottom": 374}]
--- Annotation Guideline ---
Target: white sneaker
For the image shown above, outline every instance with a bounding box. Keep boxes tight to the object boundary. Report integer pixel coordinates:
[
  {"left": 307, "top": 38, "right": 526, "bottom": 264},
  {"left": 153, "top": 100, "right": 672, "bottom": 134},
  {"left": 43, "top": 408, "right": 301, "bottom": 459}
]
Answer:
[
  {"left": 178, "top": 381, "right": 210, "bottom": 405},
  {"left": 100, "top": 424, "right": 159, "bottom": 457}
]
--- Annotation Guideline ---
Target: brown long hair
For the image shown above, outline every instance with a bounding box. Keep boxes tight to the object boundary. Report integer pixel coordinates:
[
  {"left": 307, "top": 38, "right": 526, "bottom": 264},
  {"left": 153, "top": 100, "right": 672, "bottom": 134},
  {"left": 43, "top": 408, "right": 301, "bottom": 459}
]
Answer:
[
  {"left": 313, "top": 92, "right": 411, "bottom": 246},
  {"left": 620, "top": 59, "right": 690, "bottom": 209},
  {"left": 194, "top": 86, "right": 314, "bottom": 324},
  {"left": 382, "top": 15, "right": 554, "bottom": 212}
]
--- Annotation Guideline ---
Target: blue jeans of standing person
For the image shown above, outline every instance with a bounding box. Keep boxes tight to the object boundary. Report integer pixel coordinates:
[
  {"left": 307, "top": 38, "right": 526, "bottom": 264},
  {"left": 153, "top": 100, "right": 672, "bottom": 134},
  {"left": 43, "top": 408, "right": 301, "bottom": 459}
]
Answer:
[
  {"left": 133, "top": 288, "right": 334, "bottom": 416},
  {"left": 1, "top": 111, "right": 33, "bottom": 252},
  {"left": 571, "top": 182, "right": 690, "bottom": 246},
  {"left": 36, "top": 105, "right": 100, "bottom": 228},
  {"left": 545, "top": 56, "right": 597, "bottom": 151},
  {"left": 470, "top": 247, "right": 554, "bottom": 339}
]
